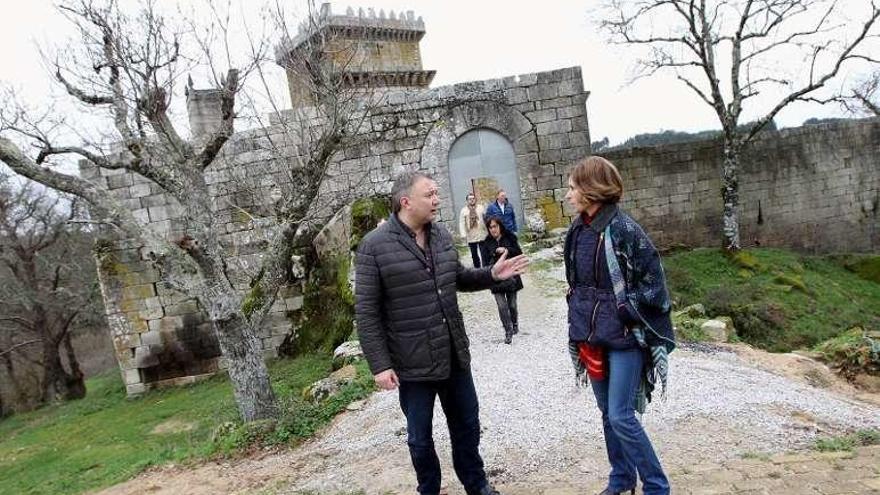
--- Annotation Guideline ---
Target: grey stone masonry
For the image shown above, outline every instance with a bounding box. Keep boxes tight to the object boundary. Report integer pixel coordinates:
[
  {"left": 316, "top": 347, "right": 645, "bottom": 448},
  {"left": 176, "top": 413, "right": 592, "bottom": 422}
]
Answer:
[
  {"left": 83, "top": 64, "right": 593, "bottom": 396},
  {"left": 603, "top": 118, "right": 880, "bottom": 253}
]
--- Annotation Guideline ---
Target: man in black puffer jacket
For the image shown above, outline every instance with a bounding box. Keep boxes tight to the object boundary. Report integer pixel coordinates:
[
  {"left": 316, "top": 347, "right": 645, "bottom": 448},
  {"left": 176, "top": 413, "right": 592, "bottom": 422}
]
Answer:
[{"left": 356, "top": 172, "right": 528, "bottom": 495}]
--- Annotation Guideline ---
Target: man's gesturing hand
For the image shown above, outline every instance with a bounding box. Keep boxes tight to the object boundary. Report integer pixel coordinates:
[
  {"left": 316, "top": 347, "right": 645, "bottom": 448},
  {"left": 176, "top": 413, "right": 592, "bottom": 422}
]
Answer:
[
  {"left": 490, "top": 250, "right": 529, "bottom": 281},
  {"left": 374, "top": 369, "right": 400, "bottom": 390}
]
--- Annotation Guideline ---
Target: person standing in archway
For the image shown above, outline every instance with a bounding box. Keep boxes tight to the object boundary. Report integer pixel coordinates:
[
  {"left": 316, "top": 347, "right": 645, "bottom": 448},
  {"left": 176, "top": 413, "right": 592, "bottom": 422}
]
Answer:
[
  {"left": 484, "top": 189, "right": 517, "bottom": 235},
  {"left": 459, "top": 192, "right": 488, "bottom": 267}
]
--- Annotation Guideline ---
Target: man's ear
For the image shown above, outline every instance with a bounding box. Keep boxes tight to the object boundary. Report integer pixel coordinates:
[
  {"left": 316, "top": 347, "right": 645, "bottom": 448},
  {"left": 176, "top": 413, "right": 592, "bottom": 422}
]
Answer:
[{"left": 399, "top": 197, "right": 409, "bottom": 210}]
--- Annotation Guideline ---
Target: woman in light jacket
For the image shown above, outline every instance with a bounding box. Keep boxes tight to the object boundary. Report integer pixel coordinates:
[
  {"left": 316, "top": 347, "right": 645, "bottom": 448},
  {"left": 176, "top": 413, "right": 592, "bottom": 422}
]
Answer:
[
  {"left": 563, "top": 156, "right": 675, "bottom": 495},
  {"left": 459, "top": 192, "right": 488, "bottom": 267}
]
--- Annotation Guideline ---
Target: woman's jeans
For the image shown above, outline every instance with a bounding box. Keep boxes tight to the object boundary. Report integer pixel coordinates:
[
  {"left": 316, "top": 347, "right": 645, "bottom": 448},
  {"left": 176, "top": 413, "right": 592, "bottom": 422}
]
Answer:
[
  {"left": 493, "top": 291, "right": 518, "bottom": 338},
  {"left": 590, "top": 348, "right": 669, "bottom": 495},
  {"left": 398, "top": 367, "right": 489, "bottom": 495},
  {"left": 468, "top": 241, "right": 484, "bottom": 268}
]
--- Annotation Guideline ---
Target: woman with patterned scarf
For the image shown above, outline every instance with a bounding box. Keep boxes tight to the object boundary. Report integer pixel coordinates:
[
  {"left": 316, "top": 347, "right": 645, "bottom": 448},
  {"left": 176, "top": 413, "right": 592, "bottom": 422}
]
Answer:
[
  {"left": 458, "top": 193, "right": 488, "bottom": 267},
  {"left": 562, "top": 156, "right": 676, "bottom": 495}
]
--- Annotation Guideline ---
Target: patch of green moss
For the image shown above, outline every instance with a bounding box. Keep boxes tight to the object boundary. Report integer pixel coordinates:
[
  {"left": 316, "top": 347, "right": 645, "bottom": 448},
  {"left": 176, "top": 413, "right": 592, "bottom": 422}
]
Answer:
[
  {"left": 773, "top": 272, "right": 811, "bottom": 295},
  {"left": 729, "top": 250, "right": 761, "bottom": 271},
  {"left": 536, "top": 195, "right": 565, "bottom": 230},
  {"left": 828, "top": 254, "right": 880, "bottom": 284},
  {"left": 93, "top": 238, "right": 125, "bottom": 277},
  {"left": 350, "top": 195, "right": 391, "bottom": 251},
  {"left": 291, "top": 250, "right": 354, "bottom": 356},
  {"left": 241, "top": 284, "right": 265, "bottom": 318},
  {"left": 664, "top": 248, "right": 880, "bottom": 352}
]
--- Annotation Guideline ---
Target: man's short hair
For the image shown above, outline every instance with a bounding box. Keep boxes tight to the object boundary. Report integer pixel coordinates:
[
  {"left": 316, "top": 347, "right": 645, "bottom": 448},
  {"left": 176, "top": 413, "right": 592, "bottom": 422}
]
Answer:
[{"left": 391, "top": 171, "right": 434, "bottom": 214}]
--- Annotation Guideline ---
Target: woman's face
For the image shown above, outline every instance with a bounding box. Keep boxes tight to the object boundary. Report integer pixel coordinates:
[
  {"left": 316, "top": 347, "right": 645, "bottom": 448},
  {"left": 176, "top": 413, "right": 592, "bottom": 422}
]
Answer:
[
  {"left": 564, "top": 177, "right": 588, "bottom": 213},
  {"left": 488, "top": 221, "right": 502, "bottom": 239}
]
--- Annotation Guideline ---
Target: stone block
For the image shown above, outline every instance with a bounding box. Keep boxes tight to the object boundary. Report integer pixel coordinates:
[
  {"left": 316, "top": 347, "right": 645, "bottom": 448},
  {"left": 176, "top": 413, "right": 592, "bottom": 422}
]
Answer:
[
  {"left": 133, "top": 345, "right": 159, "bottom": 368},
  {"left": 525, "top": 109, "right": 557, "bottom": 124},
  {"left": 123, "top": 368, "right": 142, "bottom": 385},
  {"left": 165, "top": 300, "right": 200, "bottom": 317},
  {"left": 286, "top": 296, "right": 304, "bottom": 311},
  {"left": 504, "top": 87, "right": 528, "bottom": 104},
  {"left": 536, "top": 120, "right": 572, "bottom": 136},
  {"left": 121, "top": 283, "right": 156, "bottom": 301},
  {"left": 517, "top": 153, "right": 540, "bottom": 171},
  {"left": 107, "top": 173, "right": 134, "bottom": 189},
  {"left": 514, "top": 133, "right": 539, "bottom": 154},
  {"left": 527, "top": 83, "right": 559, "bottom": 101},
  {"left": 538, "top": 134, "right": 571, "bottom": 150},
  {"left": 129, "top": 183, "right": 152, "bottom": 198},
  {"left": 558, "top": 79, "right": 583, "bottom": 97},
  {"left": 701, "top": 318, "right": 734, "bottom": 342},
  {"left": 558, "top": 105, "right": 586, "bottom": 119},
  {"left": 536, "top": 175, "right": 562, "bottom": 190},
  {"left": 537, "top": 97, "right": 572, "bottom": 110},
  {"left": 538, "top": 149, "right": 562, "bottom": 163},
  {"left": 126, "top": 383, "right": 146, "bottom": 396}
]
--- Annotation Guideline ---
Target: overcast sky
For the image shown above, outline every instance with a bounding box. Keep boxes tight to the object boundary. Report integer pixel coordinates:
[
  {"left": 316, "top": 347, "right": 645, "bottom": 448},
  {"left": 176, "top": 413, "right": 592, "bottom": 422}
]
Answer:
[{"left": 0, "top": 0, "right": 875, "bottom": 147}]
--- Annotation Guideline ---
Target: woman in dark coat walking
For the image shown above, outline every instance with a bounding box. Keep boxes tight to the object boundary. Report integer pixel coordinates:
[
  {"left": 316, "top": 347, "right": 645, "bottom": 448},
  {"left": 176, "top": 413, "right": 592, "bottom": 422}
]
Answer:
[
  {"left": 563, "top": 156, "right": 675, "bottom": 495},
  {"left": 482, "top": 216, "right": 524, "bottom": 344}
]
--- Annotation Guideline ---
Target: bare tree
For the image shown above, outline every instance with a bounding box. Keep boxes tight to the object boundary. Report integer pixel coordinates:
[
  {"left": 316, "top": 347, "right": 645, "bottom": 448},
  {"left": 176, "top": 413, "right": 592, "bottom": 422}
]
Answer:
[
  {"left": 600, "top": 0, "right": 880, "bottom": 250},
  {"left": 0, "top": 0, "right": 385, "bottom": 421},
  {"left": 840, "top": 70, "right": 880, "bottom": 115},
  {"left": 0, "top": 174, "right": 102, "bottom": 407}
]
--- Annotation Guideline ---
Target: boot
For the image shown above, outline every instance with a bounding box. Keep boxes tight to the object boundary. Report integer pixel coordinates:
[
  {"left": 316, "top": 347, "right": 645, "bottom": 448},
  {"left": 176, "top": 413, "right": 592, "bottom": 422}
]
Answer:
[
  {"left": 597, "top": 489, "right": 635, "bottom": 495},
  {"left": 478, "top": 484, "right": 502, "bottom": 495},
  {"left": 504, "top": 331, "right": 512, "bottom": 344}
]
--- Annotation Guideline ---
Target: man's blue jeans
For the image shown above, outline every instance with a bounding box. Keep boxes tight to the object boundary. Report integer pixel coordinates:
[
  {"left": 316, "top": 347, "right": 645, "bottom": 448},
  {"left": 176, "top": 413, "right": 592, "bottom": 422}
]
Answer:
[
  {"left": 398, "top": 367, "right": 488, "bottom": 495},
  {"left": 590, "top": 348, "right": 670, "bottom": 495}
]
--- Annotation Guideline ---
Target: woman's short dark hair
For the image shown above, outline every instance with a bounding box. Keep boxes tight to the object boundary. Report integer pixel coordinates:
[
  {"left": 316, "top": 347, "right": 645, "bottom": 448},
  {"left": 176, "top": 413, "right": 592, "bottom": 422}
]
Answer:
[
  {"left": 391, "top": 171, "right": 433, "bottom": 214},
  {"left": 485, "top": 215, "right": 511, "bottom": 238}
]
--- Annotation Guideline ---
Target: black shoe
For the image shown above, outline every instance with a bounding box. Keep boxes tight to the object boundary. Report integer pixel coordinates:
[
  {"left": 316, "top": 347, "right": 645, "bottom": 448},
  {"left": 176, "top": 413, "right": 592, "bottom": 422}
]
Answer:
[
  {"left": 478, "top": 485, "right": 502, "bottom": 495},
  {"left": 512, "top": 324, "right": 519, "bottom": 335},
  {"left": 504, "top": 334, "right": 512, "bottom": 344},
  {"left": 597, "top": 489, "right": 635, "bottom": 495}
]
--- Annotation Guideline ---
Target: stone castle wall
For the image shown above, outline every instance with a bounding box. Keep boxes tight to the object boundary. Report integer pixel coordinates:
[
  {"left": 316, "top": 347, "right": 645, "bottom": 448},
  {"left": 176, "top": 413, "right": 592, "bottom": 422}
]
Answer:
[
  {"left": 603, "top": 118, "right": 880, "bottom": 252},
  {"left": 83, "top": 65, "right": 592, "bottom": 395}
]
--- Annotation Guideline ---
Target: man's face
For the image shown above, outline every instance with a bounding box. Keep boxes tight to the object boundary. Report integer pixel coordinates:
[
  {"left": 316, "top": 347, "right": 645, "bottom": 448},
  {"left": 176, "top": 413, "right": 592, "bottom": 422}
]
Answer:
[
  {"left": 403, "top": 177, "right": 440, "bottom": 224},
  {"left": 497, "top": 191, "right": 507, "bottom": 204},
  {"left": 467, "top": 194, "right": 476, "bottom": 206}
]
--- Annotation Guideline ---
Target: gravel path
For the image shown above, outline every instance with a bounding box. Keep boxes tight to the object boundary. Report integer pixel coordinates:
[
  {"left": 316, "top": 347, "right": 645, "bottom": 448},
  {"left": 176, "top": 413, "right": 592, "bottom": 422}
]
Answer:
[
  {"left": 276, "top": 267, "right": 880, "bottom": 494},
  {"left": 96, "top": 263, "right": 880, "bottom": 495}
]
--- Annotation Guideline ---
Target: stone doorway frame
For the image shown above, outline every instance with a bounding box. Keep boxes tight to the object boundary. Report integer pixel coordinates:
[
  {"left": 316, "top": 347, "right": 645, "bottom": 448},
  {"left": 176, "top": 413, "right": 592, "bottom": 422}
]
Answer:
[{"left": 420, "top": 100, "right": 538, "bottom": 236}]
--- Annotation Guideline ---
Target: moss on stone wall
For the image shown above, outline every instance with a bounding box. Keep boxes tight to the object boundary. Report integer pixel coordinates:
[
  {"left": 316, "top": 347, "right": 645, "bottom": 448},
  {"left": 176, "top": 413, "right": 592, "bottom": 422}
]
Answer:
[
  {"left": 290, "top": 195, "right": 391, "bottom": 356},
  {"left": 290, "top": 250, "right": 353, "bottom": 356},
  {"left": 537, "top": 195, "right": 565, "bottom": 230},
  {"left": 350, "top": 195, "right": 391, "bottom": 251}
]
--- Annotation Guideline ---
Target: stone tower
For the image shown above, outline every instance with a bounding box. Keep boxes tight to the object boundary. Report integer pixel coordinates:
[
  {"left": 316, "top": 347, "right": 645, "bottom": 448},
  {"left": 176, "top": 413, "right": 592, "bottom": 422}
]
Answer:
[{"left": 274, "top": 3, "right": 435, "bottom": 107}]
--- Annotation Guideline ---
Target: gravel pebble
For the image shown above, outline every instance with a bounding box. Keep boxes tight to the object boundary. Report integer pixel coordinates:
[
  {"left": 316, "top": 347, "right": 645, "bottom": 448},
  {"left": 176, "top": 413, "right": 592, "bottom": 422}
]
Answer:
[{"left": 283, "top": 271, "right": 880, "bottom": 493}]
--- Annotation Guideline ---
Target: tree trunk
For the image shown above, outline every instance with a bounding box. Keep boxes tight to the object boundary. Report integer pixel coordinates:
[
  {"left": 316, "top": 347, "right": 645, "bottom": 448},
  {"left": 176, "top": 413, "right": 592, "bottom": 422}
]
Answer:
[
  {"left": 61, "top": 332, "right": 86, "bottom": 399},
  {"left": 721, "top": 140, "right": 742, "bottom": 251},
  {"left": 213, "top": 313, "right": 278, "bottom": 421},
  {"left": 40, "top": 336, "right": 85, "bottom": 402}
]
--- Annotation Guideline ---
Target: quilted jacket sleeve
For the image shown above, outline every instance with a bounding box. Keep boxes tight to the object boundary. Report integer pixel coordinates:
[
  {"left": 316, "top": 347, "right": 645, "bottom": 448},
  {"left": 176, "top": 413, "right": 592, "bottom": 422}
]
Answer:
[{"left": 355, "top": 238, "right": 392, "bottom": 375}]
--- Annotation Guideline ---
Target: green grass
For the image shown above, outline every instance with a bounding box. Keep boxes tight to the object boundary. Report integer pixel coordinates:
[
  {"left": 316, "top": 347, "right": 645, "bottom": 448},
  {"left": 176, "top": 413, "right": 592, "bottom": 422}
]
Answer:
[
  {"left": 814, "top": 429, "right": 880, "bottom": 452},
  {"left": 0, "top": 355, "right": 374, "bottom": 495},
  {"left": 664, "top": 248, "right": 880, "bottom": 352}
]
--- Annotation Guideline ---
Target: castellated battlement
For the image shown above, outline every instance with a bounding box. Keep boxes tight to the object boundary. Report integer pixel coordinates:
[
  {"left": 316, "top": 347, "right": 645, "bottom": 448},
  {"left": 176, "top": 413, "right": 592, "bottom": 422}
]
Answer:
[{"left": 275, "top": 3, "right": 434, "bottom": 108}]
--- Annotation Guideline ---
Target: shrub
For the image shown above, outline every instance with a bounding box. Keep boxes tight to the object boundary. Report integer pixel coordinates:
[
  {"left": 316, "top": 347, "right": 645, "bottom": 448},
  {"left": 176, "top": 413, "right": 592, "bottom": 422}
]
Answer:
[{"left": 815, "top": 327, "right": 880, "bottom": 380}]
